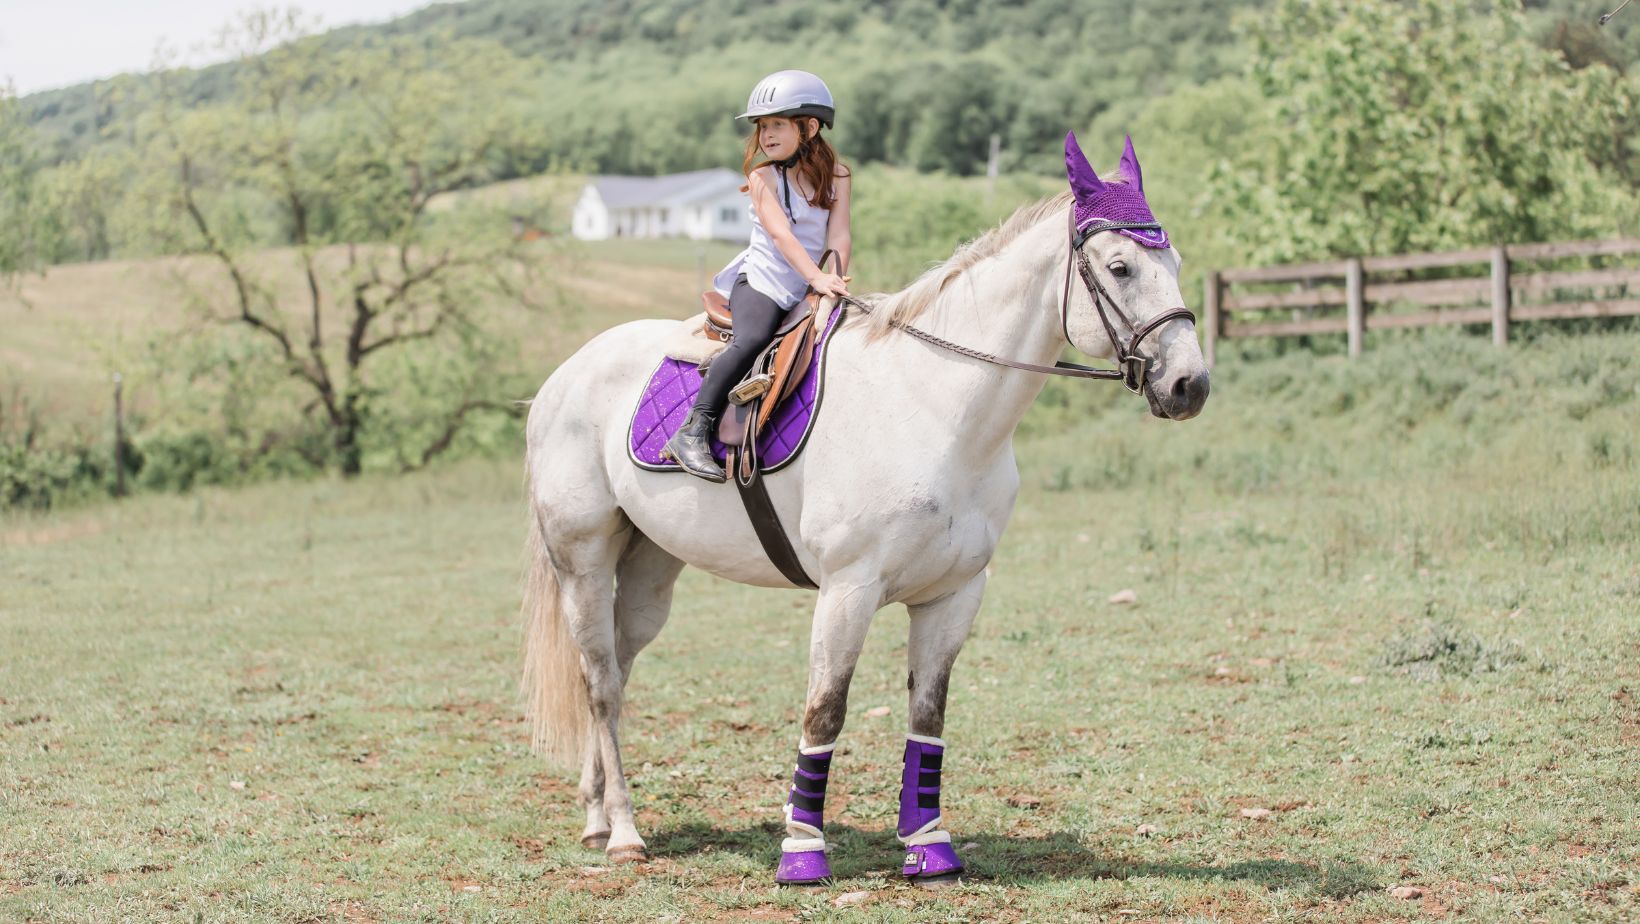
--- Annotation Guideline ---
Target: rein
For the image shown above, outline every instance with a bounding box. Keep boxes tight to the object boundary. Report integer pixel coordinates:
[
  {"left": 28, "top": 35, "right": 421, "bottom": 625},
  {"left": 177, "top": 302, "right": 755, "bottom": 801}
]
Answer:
[{"left": 837, "top": 213, "right": 1195, "bottom": 394}]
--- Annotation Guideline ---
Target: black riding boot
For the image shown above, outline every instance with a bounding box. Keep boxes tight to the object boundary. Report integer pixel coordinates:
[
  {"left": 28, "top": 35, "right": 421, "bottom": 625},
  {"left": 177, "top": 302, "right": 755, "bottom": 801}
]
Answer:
[{"left": 663, "top": 410, "right": 725, "bottom": 483}]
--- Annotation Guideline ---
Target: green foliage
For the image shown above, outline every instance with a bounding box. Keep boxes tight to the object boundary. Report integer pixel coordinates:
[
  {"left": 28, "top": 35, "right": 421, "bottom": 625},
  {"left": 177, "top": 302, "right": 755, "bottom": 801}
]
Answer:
[
  {"left": 19, "top": 0, "right": 1640, "bottom": 271},
  {"left": 0, "top": 442, "right": 106, "bottom": 511},
  {"left": 106, "top": 11, "right": 546, "bottom": 478},
  {"left": 1086, "top": 76, "right": 1273, "bottom": 273},
  {"left": 849, "top": 164, "right": 1058, "bottom": 288},
  {"left": 23, "top": 0, "right": 1270, "bottom": 181},
  {"left": 1209, "top": 0, "right": 1640, "bottom": 263},
  {"left": 0, "top": 85, "right": 54, "bottom": 280}
]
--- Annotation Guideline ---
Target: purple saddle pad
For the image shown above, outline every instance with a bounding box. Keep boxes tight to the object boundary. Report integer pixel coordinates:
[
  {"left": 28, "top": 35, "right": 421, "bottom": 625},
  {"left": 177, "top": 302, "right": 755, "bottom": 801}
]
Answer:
[{"left": 628, "top": 306, "right": 844, "bottom": 473}]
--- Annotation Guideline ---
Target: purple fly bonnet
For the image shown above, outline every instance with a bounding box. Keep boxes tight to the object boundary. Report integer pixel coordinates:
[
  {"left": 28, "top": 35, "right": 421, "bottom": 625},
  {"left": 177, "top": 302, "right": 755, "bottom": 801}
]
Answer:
[{"left": 1065, "top": 131, "right": 1169, "bottom": 249}]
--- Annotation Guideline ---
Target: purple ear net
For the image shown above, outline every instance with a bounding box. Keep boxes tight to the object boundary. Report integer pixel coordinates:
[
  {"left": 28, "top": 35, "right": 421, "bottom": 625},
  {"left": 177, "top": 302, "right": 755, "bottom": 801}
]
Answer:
[{"left": 1064, "top": 131, "right": 1169, "bottom": 249}]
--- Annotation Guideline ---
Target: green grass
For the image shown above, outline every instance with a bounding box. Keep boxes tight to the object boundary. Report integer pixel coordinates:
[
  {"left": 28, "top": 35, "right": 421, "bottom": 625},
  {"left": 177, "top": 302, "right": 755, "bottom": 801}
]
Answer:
[{"left": 2, "top": 328, "right": 1637, "bottom": 922}]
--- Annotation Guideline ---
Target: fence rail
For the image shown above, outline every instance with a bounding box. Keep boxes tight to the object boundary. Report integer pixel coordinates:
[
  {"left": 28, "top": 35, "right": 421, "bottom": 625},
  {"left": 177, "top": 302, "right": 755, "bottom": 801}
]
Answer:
[{"left": 1201, "top": 238, "right": 1640, "bottom": 365}]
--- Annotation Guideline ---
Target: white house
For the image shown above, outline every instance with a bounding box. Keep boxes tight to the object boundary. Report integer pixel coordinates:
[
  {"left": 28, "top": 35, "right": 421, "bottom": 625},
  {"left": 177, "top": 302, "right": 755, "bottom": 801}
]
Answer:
[{"left": 571, "top": 168, "right": 749, "bottom": 242}]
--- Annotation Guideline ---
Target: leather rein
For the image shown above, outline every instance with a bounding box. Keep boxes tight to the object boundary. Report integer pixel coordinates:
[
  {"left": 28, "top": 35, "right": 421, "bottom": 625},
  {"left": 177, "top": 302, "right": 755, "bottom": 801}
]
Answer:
[{"left": 840, "top": 212, "right": 1195, "bottom": 394}]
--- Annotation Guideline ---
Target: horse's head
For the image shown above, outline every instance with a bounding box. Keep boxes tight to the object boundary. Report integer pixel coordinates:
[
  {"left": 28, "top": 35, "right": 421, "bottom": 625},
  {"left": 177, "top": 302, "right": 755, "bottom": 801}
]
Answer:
[{"left": 1060, "top": 132, "right": 1209, "bottom": 421}]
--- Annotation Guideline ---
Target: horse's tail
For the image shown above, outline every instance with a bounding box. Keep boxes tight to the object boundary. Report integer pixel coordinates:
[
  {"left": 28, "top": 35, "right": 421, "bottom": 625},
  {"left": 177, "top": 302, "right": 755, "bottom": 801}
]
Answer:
[{"left": 520, "top": 491, "right": 588, "bottom": 769}]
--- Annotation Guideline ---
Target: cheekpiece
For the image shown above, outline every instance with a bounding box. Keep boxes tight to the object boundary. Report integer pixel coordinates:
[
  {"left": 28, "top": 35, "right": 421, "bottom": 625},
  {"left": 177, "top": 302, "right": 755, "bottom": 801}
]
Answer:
[{"left": 1064, "top": 131, "right": 1170, "bottom": 250}]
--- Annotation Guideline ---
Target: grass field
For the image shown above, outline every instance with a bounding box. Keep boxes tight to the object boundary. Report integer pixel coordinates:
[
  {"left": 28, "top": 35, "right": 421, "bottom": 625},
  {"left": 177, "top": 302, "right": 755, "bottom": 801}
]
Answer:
[{"left": 2, "top": 326, "right": 1637, "bottom": 922}]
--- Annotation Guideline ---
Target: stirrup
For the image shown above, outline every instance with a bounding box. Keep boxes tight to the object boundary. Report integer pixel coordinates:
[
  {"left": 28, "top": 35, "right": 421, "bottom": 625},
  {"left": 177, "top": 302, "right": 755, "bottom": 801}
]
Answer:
[{"left": 729, "top": 373, "right": 772, "bottom": 405}]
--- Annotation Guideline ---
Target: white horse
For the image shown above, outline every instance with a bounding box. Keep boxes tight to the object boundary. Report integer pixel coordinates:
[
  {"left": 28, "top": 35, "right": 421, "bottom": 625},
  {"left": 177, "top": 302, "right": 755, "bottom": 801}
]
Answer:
[{"left": 521, "top": 138, "right": 1210, "bottom": 883}]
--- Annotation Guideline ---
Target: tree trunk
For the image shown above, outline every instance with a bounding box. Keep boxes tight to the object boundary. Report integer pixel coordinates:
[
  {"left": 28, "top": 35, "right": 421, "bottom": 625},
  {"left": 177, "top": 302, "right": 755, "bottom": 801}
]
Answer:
[{"left": 336, "top": 392, "right": 363, "bottom": 476}]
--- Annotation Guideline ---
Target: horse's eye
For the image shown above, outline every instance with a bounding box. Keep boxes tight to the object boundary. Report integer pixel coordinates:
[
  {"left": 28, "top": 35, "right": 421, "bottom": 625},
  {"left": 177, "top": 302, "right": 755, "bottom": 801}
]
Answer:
[{"left": 1109, "top": 261, "right": 1129, "bottom": 277}]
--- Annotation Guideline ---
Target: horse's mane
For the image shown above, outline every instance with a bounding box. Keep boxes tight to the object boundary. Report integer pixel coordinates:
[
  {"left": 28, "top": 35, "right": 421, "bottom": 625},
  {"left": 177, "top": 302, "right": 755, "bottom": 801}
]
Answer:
[{"left": 862, "top": 190, "right": 1072, "bottom": 340}]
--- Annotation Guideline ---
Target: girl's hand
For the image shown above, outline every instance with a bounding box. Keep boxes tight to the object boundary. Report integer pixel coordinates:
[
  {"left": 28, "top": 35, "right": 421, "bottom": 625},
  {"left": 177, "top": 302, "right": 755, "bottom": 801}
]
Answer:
[{"left": 809, "top": 272, "right": 851, "bottom": 297}]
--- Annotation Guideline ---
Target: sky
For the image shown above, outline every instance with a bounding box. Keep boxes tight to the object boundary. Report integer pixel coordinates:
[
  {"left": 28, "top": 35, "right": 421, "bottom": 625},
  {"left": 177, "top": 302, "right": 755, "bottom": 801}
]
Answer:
[{"left": 1, "top": 0, "right": 441, "bottom": 95}]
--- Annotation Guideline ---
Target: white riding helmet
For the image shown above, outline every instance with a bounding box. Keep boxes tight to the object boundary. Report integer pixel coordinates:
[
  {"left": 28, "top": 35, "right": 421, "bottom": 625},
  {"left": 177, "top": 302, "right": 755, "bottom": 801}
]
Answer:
[{"left": 737, "top": 70, "right": 835, "bottom": 129}]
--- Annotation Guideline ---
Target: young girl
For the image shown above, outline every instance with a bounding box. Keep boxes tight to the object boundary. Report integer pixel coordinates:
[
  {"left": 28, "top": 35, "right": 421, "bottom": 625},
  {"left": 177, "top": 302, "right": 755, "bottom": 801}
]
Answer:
[{"left": 664, "top": 69, "right": 853, "bottom": 482}]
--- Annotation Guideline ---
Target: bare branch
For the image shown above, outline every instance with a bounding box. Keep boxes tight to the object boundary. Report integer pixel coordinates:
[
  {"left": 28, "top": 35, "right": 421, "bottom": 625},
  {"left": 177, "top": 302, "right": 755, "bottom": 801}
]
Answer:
[
  {"left": 407, "top": 398, "right": 519, "bottom": 472},
  {"left": 357, "top": 310, "right": 449, "bottom": 360}
]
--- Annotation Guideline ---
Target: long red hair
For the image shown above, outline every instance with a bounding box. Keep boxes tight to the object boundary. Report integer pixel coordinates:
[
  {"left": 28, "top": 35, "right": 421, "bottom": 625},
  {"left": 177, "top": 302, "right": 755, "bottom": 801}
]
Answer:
[{"left": 740, "top": 117, "right": 848, "bottom": 211}]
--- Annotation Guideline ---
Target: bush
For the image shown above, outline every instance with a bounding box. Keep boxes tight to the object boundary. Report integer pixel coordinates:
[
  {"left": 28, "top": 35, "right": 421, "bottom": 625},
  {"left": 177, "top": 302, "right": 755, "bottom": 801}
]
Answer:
[{"left": 0, "top": 442, "right": 106, "bottom": 511}]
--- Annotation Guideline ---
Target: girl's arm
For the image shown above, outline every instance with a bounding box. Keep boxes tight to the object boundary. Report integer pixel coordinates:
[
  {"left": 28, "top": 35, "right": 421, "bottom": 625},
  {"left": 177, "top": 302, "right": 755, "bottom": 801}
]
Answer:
[
  {"left": 824, "top": 169, "right": 852, "bottom": 277},
  {"left": 748, "top": 167, "right": 849, "bottom": 297}
]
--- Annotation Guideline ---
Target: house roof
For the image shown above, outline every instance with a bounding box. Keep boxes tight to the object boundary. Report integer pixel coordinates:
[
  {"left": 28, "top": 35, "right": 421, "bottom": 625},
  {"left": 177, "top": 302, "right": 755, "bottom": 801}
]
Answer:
[{"left": 591, "top": 168, "right": 744, "bottom": 210}]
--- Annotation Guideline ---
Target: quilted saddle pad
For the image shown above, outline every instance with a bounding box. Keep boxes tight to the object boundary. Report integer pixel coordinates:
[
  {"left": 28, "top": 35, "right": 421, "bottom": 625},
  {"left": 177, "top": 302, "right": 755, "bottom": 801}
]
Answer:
[{"left": 628, "top": 305, "right": 844, "bottom": 474}]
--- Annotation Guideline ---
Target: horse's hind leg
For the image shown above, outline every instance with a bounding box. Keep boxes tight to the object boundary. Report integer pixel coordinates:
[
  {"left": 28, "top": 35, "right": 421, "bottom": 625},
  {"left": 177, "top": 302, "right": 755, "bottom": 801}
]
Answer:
[
  {"left": 578, "top": 532, "right": 684, "bottom": 851},
  {"left": 540, "top": 500, "right": 656, "bottom": 864},
  {"left": 898, "top": 571, "right": 987, "bottom": 885}
]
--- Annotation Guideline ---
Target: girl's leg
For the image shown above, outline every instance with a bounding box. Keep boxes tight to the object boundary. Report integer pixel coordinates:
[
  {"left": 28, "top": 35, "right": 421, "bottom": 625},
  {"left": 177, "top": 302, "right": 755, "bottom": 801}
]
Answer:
[
  {"left": 665, "top": 277, "right": 786, "bottom": 481},
  {"left": 693, "top": 278, "right": 786, "bottom": 416}
]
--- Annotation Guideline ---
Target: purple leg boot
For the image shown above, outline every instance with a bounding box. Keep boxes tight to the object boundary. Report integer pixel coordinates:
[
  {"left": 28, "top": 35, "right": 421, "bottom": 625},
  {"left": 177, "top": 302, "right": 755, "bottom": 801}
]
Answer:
[
  {"left": 898, "top": 734, "right": 964, "bottom": 881},
  {"left": 776, "top": 742, "right": 834, "bottom": 886}
]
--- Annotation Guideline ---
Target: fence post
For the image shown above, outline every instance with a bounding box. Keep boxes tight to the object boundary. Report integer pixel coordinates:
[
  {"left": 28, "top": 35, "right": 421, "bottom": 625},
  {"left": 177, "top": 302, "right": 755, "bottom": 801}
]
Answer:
[
  {"left": 112, "top": 372, "right": 126, "bottom": 499},
  {"left": 1490, "top": 245, "right": 1511, "bottom": 347},
  {"left": 1345, "top": 257, "right": 1364, "bottom": 359},
  {"left": 1203, "top": 270, "right": 1221, "bottom": 368}
]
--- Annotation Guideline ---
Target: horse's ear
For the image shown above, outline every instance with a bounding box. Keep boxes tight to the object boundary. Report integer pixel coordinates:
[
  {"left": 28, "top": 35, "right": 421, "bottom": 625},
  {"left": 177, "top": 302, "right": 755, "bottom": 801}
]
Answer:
[
  {"left": 1064, "top": 131, "right": 1104, "bottom": 200},
  {"left": 1117, "top": 134, "right": 1144, "bottom": 192}
]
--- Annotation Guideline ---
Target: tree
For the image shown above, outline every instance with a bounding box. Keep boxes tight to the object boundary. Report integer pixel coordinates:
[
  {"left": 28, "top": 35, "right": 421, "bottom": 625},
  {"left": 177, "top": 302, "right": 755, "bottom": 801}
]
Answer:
[
  {"left": 132, "top": 10, "right": 544, "bottom": 475},
  {"left": 1206, "top": 0, "right": 1640, "bottom": 264},
  {"left": 0, "top": 84, "right": 53, "bottom": 284}
]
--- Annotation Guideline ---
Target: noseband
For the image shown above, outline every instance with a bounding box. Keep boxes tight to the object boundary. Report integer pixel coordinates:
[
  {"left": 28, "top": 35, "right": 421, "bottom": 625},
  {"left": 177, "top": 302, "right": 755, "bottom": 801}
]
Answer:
[
  {"left": 1060, "top": 211, "right": 1197, "bottom": 393},
  {"left": 840, "top": 210, "right": 1196, "bottom": 392}
]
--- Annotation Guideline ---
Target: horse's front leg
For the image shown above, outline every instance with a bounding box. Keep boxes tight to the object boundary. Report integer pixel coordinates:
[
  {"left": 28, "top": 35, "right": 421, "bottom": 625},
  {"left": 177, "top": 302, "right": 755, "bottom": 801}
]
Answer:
[
  {"left": 776, "top": 579, "right": 882, "bottom": 886},
  {"left": 900, "top": 570, "right": 987, "bottom": 884}
]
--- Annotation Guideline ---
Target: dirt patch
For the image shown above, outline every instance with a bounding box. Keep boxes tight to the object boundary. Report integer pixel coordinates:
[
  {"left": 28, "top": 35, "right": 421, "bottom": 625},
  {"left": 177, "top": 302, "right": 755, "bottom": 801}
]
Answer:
[
  {"left": 508, "top": 835, "right": 546, "bottom": 861},
  {"left": 1613, "top": 687, "right": 1640, "bottom": 747}
]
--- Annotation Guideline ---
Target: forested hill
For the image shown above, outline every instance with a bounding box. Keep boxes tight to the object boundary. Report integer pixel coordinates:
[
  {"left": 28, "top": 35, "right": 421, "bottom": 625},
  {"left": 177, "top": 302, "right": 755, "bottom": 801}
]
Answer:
[
  {"left": 24, "top": 0, "right": 1261, "bottom": 176},
  {"left": 25, "top": 0, "right": 1632, "bottom": 180}
]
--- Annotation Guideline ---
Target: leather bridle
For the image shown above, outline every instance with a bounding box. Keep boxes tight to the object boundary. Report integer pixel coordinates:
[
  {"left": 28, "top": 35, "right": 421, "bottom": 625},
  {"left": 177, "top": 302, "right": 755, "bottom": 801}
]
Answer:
[
  {"left": 840, "top": 210, "right": 1196, "bottom": 395},
  {"left": 1059, "top": 210, "right": 1197, "bottom": 393}
]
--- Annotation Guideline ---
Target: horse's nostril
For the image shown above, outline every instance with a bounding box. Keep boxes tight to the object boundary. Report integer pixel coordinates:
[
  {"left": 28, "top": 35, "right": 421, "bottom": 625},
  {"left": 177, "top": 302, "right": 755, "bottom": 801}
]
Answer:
[{"left": 1172, "top": 372, "right": 1210, "bottom": 408}]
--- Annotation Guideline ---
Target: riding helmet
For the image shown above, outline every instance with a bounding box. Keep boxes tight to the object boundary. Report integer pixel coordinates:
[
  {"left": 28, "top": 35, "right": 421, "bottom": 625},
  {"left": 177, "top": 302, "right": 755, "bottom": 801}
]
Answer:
[{"left": 737, "top": 70, "right": 835, "bottom": 129}]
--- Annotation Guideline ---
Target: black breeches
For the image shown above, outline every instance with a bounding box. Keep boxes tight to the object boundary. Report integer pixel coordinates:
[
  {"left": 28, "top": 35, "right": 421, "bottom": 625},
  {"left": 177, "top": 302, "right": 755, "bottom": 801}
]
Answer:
[{"left": 692, "top": 275, "right": 789, "bottom": 415}]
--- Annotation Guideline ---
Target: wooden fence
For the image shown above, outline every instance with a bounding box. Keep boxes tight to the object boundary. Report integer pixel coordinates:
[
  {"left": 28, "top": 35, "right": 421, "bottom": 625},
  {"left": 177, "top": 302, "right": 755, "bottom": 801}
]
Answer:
[{"left": 1201, "top": 238, "right": 1640, "bottom": 365}]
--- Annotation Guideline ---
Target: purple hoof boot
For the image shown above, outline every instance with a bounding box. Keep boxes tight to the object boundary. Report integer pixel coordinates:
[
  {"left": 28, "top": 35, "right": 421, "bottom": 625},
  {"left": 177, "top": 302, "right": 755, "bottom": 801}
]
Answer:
[
  {"left": 777, "top": 849, "right": 831, "bottom": 886},
  {"left": 902, "top": 842, "right": 964, "bottom": 880}
]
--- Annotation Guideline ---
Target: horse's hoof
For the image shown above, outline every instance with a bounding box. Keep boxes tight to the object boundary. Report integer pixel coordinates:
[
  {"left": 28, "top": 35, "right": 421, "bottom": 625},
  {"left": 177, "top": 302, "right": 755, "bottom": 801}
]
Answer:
[
  {"left": 902, "top": 843, "right": 964, "bottom": 885},
  {"left": 777, "top": 848, "right": 832, "bottom": 887},
  {"left": 606, "top": 844, "right": 648, "bottom": 864},
  {"left": 776, "top": 878, "right": 831, "bottom": 890},
  {"left": 580, "top": 831, "right": 611, "bottom": 850}
]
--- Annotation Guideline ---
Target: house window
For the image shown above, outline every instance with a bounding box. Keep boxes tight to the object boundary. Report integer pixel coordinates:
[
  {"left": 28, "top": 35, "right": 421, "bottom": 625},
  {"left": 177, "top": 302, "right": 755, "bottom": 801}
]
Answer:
[
  {"left": 659, "top": 208, "right": 670, "bottom": 224},
  {"left": 720, "top": 207, "right": 738, "bottom": 223}
]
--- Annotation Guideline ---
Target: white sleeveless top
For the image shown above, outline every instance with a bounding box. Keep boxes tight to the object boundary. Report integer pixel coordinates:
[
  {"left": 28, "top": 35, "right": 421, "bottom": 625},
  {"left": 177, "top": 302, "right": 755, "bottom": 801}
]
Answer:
[{"left": 712, "top": 164, "right": 830, "bottom": 310}]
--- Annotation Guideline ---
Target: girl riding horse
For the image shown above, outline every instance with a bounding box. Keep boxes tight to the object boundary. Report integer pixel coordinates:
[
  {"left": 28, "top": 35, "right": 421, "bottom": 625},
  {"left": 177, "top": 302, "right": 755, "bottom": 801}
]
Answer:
[{"left": 663, "top": 70, "right": 854, "bottom": 482}]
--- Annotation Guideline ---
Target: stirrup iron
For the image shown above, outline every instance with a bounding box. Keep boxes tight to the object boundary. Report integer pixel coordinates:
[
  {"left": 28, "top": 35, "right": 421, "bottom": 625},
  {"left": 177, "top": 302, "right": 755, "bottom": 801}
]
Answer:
[{"left": 729, "top": 373, "right": 772, "bottom": 405}]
